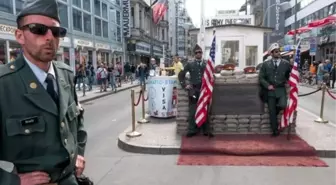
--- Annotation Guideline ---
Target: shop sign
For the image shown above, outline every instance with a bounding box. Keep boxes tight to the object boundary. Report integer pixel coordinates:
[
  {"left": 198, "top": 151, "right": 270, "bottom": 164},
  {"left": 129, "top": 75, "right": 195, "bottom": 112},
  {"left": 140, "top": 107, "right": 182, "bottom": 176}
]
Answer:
[
  {"left": 147, "top": 77, "right": 178, "bottom": 118},
  {"left": 0, "top": 24, "right": 16, "bottom": 35},
  {"left": 95, "top": 43, "right": 110, "bottom": 50},
  {"left": 122, "top": 0, "right": 131, "bottom": 37},
  {"left": 205, "top": 15, "right": 254, "bottom": 27},
  {"left": 74, "top": 39, "right": 93, "bottom": 47}
]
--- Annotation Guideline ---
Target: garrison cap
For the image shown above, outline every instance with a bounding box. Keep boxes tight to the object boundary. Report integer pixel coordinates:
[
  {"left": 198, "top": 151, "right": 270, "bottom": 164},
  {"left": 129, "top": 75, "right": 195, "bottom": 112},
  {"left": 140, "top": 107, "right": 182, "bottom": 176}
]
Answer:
[
  {"left": 16, "top": 0, "right": 61, "bottom": 24},
  {"left": 268, "top": 43, "right": 280, "bottom": 53},
  {"left": 193, "top": 44, "right": 202, "bottom": 52}
]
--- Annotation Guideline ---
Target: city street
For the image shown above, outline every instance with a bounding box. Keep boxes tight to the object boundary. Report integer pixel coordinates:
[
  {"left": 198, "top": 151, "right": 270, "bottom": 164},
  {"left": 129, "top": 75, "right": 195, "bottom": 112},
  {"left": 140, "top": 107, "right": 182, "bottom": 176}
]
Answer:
[{"left": 83, "top": 87, "right": 336, "bottom": 185}]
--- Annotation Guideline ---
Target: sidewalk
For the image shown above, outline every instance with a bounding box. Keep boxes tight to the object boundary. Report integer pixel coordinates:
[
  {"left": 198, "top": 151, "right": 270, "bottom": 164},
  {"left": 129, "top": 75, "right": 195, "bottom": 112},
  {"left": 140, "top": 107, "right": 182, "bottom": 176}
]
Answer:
[
  {"left": 77, "top": 82, "right": 139, "bottom": 103},
  {"left": 118, "top": 108, "right": 336, "bottom": 157},
  {"left": 299, "top": 83, "right": 336, "bottom": 93}
]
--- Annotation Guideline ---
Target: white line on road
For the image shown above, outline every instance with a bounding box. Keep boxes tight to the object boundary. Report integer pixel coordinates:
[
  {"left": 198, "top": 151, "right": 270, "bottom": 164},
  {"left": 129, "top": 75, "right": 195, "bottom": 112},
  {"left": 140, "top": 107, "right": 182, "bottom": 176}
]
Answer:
[{"left": 298, "top": 106, "right": 336, "bottom": 128}]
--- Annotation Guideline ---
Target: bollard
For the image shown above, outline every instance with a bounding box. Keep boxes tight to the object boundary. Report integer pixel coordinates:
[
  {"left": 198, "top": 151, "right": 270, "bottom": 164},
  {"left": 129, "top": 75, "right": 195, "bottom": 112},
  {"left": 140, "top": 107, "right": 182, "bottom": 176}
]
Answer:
[
  {"left": 314, "top": 83, "right": 329, "bottom": 124},
  {"left": 126, "top": 90, "right": 142, "bottom": 137},
  {"left": 138, "top": 85, "right": 150, "bottom": 124}
]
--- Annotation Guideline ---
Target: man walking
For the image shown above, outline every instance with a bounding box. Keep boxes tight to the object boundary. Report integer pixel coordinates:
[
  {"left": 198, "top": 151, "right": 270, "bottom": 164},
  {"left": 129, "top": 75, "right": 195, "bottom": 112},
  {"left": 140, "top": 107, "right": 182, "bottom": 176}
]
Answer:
[
  {"left": 259, "top": 43, "right": 291, "bottom": 137},
  {"left": 0, "top": 0, "right": 87, "bottom": 184},
  {"left": 178, "top": 44, "right": 214, "bottom": 138}
]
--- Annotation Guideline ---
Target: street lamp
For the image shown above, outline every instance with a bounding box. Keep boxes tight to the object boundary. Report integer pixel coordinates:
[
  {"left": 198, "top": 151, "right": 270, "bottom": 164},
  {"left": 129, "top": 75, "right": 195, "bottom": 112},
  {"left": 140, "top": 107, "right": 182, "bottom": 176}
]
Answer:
[{"left": 261, "top": 2, "right": 291, "bottom": 26}]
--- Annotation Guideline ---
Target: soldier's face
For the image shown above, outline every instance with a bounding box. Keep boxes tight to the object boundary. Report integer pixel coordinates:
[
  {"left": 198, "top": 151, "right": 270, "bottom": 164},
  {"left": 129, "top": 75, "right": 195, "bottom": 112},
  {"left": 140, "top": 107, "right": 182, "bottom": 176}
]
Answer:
[
  {"left": 271, "top": 49, "right": 280, "bottom": 58},
  {"left": 15, "top": 15, "right": 62, "bottom": 63},
  {"left": 195, "top": 50, "right": 203, "bottom": 59}
]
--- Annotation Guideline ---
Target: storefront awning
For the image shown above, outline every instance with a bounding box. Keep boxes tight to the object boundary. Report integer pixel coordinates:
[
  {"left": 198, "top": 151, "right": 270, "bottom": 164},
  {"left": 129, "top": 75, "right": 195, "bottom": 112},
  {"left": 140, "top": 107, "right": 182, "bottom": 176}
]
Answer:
[
  {"left": 308, "top": 14, "right": 336, "bottom": 28},
  {"left": 286, "top": 26, "right": 312, "bottom": 35}
]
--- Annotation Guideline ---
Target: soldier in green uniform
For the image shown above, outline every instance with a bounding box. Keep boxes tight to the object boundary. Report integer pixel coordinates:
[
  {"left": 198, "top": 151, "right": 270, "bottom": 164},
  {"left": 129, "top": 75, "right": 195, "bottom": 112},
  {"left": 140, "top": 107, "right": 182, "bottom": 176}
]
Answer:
[
  {"left": 0, "top": 0, "right": 87, "bottom": 184},
  {"left": 178, "top": 44, "right": 214, "bottom": 138},
  {"left": 259, "top": 43, "right": 291, "bottom": 137}
]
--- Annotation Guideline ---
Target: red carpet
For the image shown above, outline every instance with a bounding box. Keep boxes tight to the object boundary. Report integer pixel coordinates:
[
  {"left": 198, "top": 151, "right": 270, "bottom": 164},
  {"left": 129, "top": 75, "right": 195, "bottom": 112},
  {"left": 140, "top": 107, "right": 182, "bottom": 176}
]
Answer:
[{"left": 177, "top": 134, "right": 328, "bottom": 167}]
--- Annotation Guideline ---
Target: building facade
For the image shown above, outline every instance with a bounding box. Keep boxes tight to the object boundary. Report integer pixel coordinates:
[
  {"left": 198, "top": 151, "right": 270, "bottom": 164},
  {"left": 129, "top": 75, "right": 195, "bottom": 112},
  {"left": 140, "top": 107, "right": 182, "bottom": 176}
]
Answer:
[
  {"left": 123, "top": 0, "right": 169, "bottom": 65},
  {"left": 283, "top": 0, "right": 336, "bottom": 61},
  {"left": 168, "top": 0, "right": 193, "bottom": 58},
  {"left": 0, "top": 0, "right": 125, "bottom": 71}
]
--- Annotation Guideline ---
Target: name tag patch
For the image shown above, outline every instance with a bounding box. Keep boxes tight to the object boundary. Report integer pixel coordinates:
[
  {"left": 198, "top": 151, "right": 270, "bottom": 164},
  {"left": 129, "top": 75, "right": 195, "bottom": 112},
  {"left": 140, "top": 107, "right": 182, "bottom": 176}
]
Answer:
[{"left": 20, "top": 117, "right": 38, "bottom": 125}]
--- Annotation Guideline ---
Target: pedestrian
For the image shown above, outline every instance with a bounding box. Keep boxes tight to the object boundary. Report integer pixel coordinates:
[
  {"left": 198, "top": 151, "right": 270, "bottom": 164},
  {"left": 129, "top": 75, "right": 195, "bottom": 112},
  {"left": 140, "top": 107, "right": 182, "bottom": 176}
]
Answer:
[
  {"left": 96, "top": 63, "right": 107, "bottom": 92},
  {"left": 258, "top": 43, "right": 292, "bottom": 137},
  {"left": 0, "top": 0, "right": 87, "bottom": 184},
  {"left": 178, "top": 44, "right": 214, "bottom": 138},
  {"left": 331, "top": 63, "right": 336, "bottom": 89}
]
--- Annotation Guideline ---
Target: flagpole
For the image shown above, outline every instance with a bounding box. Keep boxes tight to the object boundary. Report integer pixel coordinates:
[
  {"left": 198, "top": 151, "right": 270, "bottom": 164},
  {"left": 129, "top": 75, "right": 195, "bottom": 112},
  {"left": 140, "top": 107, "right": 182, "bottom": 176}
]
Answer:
[{"left": 200, "top": 0, "right": 205, "bottom": 58}]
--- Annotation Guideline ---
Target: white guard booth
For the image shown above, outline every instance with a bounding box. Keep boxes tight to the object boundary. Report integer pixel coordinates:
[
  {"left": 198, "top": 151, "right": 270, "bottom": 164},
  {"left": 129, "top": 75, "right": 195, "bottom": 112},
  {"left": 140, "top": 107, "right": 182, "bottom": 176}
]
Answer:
[
  {"left": 189, "top": 24, "right": 273, "bottom": 69},
  {"left": 147, "top": 76, "right": 178, "bottom": 118}
]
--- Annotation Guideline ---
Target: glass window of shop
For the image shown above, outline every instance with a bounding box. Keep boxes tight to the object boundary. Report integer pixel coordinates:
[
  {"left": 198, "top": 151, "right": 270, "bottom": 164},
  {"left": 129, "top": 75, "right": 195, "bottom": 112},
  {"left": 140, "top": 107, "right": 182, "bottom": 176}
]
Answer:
[
  {"left": 245, "top": 46, "right": 258, "bottom": 66},
  {"left": 221, "top": 40, "right": 239, "bottom": 67},
  {"left": 0, "top": 41, "right": 22, "bottom": 64}
]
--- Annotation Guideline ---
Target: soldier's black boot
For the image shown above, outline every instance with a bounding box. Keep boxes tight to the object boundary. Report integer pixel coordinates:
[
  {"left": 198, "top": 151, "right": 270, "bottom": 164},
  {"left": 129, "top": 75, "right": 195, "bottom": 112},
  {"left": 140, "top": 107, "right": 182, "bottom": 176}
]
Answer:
[
  {"left": 203, "top": 132, "right": 214, "bottom": 138},
  {"left": 186, "top": 132, "right": 197, "bottom": 137}
]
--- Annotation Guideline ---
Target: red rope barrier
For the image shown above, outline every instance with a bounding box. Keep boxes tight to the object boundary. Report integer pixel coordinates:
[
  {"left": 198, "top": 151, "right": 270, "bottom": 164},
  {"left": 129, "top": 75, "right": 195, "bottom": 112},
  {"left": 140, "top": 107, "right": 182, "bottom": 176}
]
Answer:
[
  {"left": 143, "top": 91, "right": 148, "bottom": 101},
  {"left": 326, "top": 88, "right": 336, "bottom": 100},
  {"left": 134, "top": 90, "right": 143, "bottom": 106}
]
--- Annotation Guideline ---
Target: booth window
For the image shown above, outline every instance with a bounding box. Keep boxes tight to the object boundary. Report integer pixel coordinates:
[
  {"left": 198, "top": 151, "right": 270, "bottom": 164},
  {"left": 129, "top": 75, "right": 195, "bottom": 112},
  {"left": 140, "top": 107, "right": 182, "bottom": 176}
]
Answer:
[
  {"left": 245, "top": 46, "right": 258, "bottom": 67},
  {"left": 221, "top": 40, "right": 239, "bottom": 66}
]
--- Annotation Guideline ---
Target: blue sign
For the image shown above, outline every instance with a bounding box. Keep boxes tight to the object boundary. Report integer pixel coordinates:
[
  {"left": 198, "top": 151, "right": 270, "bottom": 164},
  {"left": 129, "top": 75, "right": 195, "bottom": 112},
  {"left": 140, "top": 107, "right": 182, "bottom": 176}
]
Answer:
[{"left": 309, "top": 37, "right": 317, "bottom": 56}]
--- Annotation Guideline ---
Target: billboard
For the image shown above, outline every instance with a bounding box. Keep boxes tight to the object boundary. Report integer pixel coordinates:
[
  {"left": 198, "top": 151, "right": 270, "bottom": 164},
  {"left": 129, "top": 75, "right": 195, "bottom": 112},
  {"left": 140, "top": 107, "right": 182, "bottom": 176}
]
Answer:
[{"left": 122, "top": 0, "right": 131, "bottom": 37}]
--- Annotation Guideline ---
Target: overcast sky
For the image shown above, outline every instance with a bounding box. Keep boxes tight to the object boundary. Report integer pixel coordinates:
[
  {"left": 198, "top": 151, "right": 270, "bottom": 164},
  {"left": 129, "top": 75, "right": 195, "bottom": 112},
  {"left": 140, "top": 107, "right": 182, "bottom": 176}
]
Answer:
[{"left": 185, "top": 0, "right": 246, "bottom": 27}]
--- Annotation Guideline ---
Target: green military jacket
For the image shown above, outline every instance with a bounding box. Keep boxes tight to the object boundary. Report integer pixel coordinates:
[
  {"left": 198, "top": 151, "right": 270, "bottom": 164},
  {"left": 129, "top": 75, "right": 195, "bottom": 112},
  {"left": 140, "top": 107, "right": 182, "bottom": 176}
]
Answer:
[
  {"left": 178, "top": 59, "right": 207, "bottom": 88},
  {"left": 258, "top": 58, "right": 291, "bottom": 98},
  {"left": 0, "top": 55, "right": 87, "bottom": 184}
]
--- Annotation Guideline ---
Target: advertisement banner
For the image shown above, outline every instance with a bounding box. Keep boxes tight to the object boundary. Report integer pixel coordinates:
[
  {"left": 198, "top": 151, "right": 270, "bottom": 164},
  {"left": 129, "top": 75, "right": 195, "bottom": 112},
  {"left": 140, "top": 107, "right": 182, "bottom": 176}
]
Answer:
[
  {"left": 122, "top": 0, "right": 131, "bottom": 37},
  {"left": 309, "top": 37, "right": 317, "bottom": 56},
  {"left": 147, "top": 77, "right": 178, "bottom": 118}
]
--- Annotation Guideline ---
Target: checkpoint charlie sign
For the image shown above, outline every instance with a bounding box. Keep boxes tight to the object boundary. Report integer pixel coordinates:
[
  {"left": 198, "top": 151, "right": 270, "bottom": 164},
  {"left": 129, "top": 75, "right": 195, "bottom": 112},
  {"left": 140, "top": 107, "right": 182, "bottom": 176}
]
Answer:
[{"left": 205, "top": 15, "right": 254, "bottom": 27}]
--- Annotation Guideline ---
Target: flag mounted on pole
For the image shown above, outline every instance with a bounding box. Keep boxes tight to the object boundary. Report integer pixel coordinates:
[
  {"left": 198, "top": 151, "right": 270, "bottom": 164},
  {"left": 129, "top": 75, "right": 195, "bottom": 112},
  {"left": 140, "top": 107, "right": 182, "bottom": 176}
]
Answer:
[
  {"left": 152, "top": 0, "right": 168, "bottom": 24},
  {"left": 280, "top": 39, "right": 301, "bottom": 129},
  {"left": 195, "top": 30, "right": 216, "bottom": 128}
]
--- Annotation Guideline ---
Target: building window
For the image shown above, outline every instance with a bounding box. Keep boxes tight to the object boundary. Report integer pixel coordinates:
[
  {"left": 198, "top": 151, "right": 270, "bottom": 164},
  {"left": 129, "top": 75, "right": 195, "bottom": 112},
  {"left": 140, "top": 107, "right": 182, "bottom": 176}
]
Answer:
[
  {"left": 102, "top": 21, "right": 108, "bottom": 38},
  {"left": 60, "top": 0, "right": 67, "bottom": 2},
  {"left": 73, "top": 8, "right": 82, "bottom": 31},
  {"left": 95, "top": 18, "right": 101, "bottom": 36},
  {"left": 117, "top": 27, "right": 121, "bottom": 42},
  {"left": 221, "top": 40, "right": 239, "bottom": 66},
  {"left": 0, "top": 0, "right": 13, "bottom": 14},
  {"left": 116, "top": 0, "right": 120, "bottom": 6},
  {"left": 94, "top": 0, "right": 101, "bottom": 16},
  {"left": 116, "top": 11, "right": 121, "bottom": 25},
  {"left": 83, "top": 13, "right": 91, "bottom": 33},
  {"left": 162, "top": 29, "right": 165, "bottom": 40},
  {"left": 83, "top": 0, "right": 91, "bottom": 12},
  {"left": 328, "top": 4, "right": 334, "bottom": 15},
  {"left": 102, "top": 3, "right": 108, "bottom": 19},
  {"left": 15, "top": 0, "right": 24, "bottom": 14},
  {"left": 58, "top": 3, "right": 68, "bottom": 28},
  {"left": 245, "top": 46, "right": 258, "bottom": 66},
  {"left": 111, "top": 27, "right": 116, "bottom": 41},
  {"left": 73, "top": 0, "right": 81, "bottom": 8},
  {"left": 323, "top": 6, "right": 328, "bottom": 18},
  {"left": 110, "top": 9, "right": 116, "bottom": 23}
]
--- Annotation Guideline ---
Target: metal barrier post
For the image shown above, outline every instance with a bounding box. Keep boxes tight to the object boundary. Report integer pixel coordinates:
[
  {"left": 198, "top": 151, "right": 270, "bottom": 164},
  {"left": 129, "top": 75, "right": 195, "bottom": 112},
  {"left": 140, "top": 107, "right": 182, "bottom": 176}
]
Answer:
[
  {"left": 126, "top": 90, "right": 142, "bottom": 137},
  {"left": 138, "top": 85, "right": 150, "bottom": 123},
  {"left": 314, "top": 83, "right": 329, "bottom": 124}
]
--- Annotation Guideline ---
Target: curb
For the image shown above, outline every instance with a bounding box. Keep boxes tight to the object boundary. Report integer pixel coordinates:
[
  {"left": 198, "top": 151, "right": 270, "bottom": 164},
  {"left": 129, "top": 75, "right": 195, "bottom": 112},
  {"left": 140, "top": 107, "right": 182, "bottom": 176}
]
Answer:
[
  {"left": 79, "top": 84, "right": 140, "bottom": 103},
  {"left": 299, "top": 84, "right": 336, "bottom": 94},
  {"left": 117, "top": 136, "right": 180, "bottom": 155},
  {"left": 117, "top": 134, "right": 336, "bottom": 158}
]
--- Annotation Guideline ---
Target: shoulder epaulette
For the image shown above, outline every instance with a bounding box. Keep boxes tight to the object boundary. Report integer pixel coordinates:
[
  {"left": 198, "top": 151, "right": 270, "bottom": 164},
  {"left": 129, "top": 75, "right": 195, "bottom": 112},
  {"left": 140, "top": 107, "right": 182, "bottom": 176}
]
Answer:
[{"left": 0, "top": 63, "right": 17, "bottom": 78}]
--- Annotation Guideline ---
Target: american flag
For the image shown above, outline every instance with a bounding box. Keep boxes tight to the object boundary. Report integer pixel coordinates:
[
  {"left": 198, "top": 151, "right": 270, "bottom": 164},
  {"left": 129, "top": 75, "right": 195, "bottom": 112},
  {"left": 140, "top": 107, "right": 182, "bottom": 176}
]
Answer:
[
  {"left": 195, "top": 30, "right": 216, "bottom": 127},
  {"left": 280, "top": 39, "right": 301, "bottom": 129}
]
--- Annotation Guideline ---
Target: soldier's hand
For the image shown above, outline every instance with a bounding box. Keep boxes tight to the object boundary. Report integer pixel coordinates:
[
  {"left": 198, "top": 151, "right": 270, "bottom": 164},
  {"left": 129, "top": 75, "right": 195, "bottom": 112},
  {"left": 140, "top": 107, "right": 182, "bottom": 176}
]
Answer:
[
  {"left": 19, "top": 171, "right": 50, "bottom": 185},
  {"left": 268, "top": 85, "right": 275, "bottom": 90},
  {"left": 75, "top": 155, "right": 85, "bottom": 177},
  {"left": 185, "top": 85, "right": 192, "bottom": 89}
]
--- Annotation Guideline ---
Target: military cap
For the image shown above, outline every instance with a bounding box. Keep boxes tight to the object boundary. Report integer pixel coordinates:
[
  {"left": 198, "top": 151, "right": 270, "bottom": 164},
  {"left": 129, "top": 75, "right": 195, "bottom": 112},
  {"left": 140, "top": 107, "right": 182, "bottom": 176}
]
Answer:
[
  {"left": 193, "top": 44, "right": 202, "bottom": 52},
  {"left": 268, "top": 43, "right": 280, "bottom": 53},
  {"left": 17, "top": 0, "right": 61, "bottom": 24}
]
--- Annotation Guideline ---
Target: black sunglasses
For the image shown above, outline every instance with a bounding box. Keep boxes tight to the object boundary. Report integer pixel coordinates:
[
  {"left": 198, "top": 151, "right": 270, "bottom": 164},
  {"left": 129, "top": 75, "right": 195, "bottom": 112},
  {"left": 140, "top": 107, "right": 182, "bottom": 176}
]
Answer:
[
  {"left": 20, "top": 23, "right": 67, "bottom": 38},
  {"left": 195, "top": 51, "right": 202, "bottom": 54}
]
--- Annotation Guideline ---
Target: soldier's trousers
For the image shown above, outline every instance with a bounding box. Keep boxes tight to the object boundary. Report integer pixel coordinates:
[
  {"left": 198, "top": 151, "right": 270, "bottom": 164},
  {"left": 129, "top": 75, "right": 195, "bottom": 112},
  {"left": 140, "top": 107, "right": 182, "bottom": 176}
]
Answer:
[
  {"left": 187, "top": 96, "right": 210, "bottom": 134},
  {"left": 267, "top": 96, "right": 287, "bottom": 132}
]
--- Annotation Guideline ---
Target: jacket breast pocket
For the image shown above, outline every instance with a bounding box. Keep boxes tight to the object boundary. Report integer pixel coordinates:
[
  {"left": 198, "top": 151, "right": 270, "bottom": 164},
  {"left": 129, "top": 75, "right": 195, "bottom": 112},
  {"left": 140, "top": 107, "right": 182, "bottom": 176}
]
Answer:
[{"left": 6, "top": 116, "right": 45, "bottom": 137}]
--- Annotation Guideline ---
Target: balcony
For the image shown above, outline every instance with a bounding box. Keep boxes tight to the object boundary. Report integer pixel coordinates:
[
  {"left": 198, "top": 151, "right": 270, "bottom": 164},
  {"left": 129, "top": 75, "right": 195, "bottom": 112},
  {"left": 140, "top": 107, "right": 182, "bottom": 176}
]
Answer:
[
  {"left": 159, "top": 20, "right": 169, "bottom": 27},
  {"left": 130, "top": 27, "right": 145, "bottom": 39}
]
